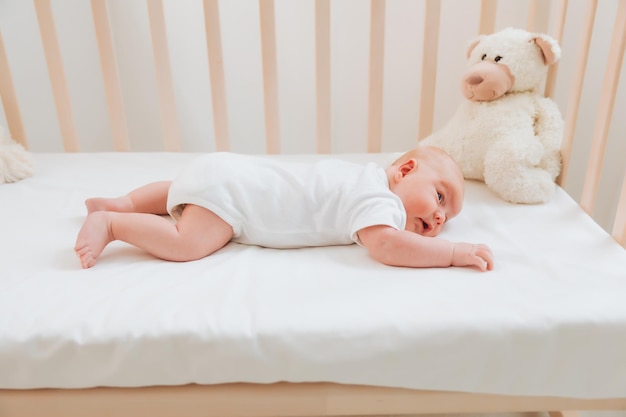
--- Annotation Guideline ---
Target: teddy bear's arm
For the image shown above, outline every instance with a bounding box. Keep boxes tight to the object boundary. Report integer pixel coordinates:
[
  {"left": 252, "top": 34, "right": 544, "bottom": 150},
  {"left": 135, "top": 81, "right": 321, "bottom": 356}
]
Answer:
[
  {"left": 533, "top": 97, "right": 564, "bottom": 179},
  {"left": 533, "top": 97, "right": 564, "bottom": 151}
]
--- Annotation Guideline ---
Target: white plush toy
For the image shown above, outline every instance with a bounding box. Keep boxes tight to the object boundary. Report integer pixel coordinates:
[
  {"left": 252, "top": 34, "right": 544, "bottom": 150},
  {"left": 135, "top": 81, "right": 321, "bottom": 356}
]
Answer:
[
  {"left": 0, "top": 125, "right": 34, "bottom": 184},
  {"left": 421, "top": 27, "right": 564, "bottom": 204}
]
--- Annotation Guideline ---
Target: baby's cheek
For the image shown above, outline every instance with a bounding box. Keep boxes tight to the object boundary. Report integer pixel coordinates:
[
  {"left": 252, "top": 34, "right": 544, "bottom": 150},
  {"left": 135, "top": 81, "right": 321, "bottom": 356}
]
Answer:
[{"left": 404, "top": 223, "right": 419, "bottom": 234}]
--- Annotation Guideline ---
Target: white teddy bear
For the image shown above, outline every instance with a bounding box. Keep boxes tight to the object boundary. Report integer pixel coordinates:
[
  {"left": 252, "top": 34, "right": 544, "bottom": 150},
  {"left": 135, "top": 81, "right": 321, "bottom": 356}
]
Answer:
[
  {"left": 0, "top": 125, "right": 34, "bottom": 184},
  {"left": 421, "top": 27, "right": 564, "bottom": 204}
]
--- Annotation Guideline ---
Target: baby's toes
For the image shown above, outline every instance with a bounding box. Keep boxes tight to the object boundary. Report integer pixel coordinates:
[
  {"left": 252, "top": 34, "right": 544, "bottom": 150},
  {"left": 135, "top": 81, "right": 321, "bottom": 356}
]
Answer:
[{"left": 76, "top": 247, "right": 95, "bottom": 269}]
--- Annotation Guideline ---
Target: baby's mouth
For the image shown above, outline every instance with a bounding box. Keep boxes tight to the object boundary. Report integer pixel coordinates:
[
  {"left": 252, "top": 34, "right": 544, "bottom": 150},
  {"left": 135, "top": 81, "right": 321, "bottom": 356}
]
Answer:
[{"left": 420, "top": 219, "right": 430, "bottom": 232}]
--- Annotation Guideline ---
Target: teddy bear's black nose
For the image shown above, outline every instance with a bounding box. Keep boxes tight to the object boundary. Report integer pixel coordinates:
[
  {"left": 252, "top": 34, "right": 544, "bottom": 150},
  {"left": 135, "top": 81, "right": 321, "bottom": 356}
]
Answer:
[{"left": 467, "top": 75, "right": 483, "bottom": 85}]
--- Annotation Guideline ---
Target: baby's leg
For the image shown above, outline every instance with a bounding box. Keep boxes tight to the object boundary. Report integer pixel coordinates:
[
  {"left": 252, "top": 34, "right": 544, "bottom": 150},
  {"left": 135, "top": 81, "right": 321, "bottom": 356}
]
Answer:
[
  {"left": 86, "top": 181, "right": 172, "bottom": 215},
  {"left": 75, "top": 204, "right": 233, "bottom": 268}
]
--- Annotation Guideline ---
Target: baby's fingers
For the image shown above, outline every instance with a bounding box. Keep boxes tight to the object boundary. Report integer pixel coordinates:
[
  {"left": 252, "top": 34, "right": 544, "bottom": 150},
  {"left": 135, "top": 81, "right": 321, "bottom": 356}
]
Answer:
[
  {"left": 451, "top": 242, "right": 494, "bottom": 271},
  {"left": 474, "top": 244, "right": 494, "bottom": 272}
]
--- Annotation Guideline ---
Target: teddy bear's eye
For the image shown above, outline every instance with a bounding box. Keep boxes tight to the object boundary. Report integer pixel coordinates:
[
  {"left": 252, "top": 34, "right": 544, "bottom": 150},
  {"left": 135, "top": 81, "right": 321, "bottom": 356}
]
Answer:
[
  {"left": 494, "top": 55, "right": 503, "bottom": 62},
  {"left": 481, "top": 54, "right": 487, "bottom": 60}
]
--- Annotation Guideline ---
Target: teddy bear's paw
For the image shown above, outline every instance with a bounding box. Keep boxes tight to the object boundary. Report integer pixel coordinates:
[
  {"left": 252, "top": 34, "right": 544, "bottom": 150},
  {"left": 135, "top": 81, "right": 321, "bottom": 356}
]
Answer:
[
  {"left": 539, "top": 150, "right": 562, "bottom": 180},
  {"left": 483, "top": 138, "right": 548, "bottom": 175},
  {"left": 505, "top": 139, "right": 545, "bottom": 165},
  {"left": 485, "top": 167, "right": 556, "bottom": 204}
]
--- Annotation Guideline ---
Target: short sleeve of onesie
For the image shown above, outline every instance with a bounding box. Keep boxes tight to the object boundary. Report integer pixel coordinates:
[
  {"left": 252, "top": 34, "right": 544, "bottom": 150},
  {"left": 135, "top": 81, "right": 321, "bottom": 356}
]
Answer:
[{"left": 344, "top": 163, "right": 406, "bottom": 245}]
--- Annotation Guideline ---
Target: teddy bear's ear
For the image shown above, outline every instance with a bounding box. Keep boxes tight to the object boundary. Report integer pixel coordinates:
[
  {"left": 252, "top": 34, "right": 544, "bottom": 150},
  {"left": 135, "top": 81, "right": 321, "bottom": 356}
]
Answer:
[
  {"left": 532, "top": 34, "right": 561, "bottom": 65},
  {"left": 466, "top": 35, "right": 485, "bottom": 59}
]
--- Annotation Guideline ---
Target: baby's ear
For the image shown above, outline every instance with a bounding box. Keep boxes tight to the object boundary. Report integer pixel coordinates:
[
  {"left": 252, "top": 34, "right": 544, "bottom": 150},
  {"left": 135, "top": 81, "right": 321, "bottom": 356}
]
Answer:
[{"left": 399, "top": 158, "right": 417, "bottom": 177}]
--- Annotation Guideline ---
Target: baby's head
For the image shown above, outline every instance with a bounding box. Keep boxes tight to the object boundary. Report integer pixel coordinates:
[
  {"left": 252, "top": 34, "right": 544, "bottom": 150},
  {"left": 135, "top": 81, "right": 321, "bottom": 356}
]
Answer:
[{"left": 388, "top": 146, "right": 465, "bottom": 237}]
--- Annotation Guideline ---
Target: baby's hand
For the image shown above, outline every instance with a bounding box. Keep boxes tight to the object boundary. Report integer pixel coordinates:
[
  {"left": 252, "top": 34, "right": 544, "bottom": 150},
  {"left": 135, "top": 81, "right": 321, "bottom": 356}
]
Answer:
[{"left": 452, "top": 242, "right": 494, "bottom": 272}]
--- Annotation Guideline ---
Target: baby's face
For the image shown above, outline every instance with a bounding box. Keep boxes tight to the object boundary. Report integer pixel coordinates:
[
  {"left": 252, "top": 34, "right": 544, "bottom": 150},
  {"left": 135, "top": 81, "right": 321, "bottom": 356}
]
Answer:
[{"left": 390, "top": 151, "right": 464, "bottom": 237}]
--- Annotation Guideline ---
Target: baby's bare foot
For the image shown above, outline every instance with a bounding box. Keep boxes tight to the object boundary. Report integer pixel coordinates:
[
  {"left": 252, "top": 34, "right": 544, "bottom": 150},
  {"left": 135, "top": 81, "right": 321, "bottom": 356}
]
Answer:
[
  {"left": 85, "top": 196, "right": 133, "bottom": 214},
  {"left": 74, "top": 212, "right": 115, "bottom": 269}
]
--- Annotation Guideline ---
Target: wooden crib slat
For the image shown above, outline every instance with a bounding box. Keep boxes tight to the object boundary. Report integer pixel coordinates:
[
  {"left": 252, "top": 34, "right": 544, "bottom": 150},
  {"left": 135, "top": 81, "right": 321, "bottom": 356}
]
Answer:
[
  {"left": 203, "top": 0, "right": 230, "bottom": 152},
  {"left": 315, "top": 0, "right": 331, "bottom": 154},
  {"left": 91, "top": 0, "right": 130, "bottom": 152},
  {"left": 259, "top": 0, "right": 281, "bottom": 154},
  {"left": 614, "top": 173, "right": 626, "bottom": 247},
  {"left": 557, "top": 0, "right": 597, "bottom": 187},
  {"left": 580, "top": 0, "right": 626, "bottom": 215},
  {"left": 0, "top": 31, "right": 28, "bottom": 149},
  {"left": 417, "top": 0, "right": 440, "bottom": 141},
  {"left": 478, "top": 0, "right": 497, "bottom": 35},
  {"left": 147, "top": 0, "right": 181, "bottom": 152},
  {"left": 526, "top": 0, "right": 549, "bottom": 33},
  {"left": 34, "top": 0, "right": 79, "bottom": 152},
  {"left": 527, "top": 0, "right": 539, "bottom": 31},
  {"left": 543, "top": 0, "right": 567, "bottom": 98},
  {"left": 367, "top": 0, "right": 385, "bottom": 153}
]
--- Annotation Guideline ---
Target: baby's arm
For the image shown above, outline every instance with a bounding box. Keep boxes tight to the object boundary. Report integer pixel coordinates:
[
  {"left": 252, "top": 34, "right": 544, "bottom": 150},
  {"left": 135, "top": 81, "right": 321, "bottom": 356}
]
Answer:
[{"left": 357, "top": 225, "right": 493, "bottom": 272}]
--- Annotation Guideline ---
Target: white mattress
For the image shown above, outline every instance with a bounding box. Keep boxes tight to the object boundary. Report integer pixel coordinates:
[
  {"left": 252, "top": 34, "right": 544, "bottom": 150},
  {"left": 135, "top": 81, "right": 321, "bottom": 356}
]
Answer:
[{"left": 1, "top": 152, "right": 626, "bottom": 398}]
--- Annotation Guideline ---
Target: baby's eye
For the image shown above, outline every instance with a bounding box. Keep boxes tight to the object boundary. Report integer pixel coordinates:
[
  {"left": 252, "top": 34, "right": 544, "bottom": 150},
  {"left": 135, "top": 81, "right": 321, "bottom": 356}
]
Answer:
[{"left": 437, "top": 192, "right": 443, "bottom": 202}]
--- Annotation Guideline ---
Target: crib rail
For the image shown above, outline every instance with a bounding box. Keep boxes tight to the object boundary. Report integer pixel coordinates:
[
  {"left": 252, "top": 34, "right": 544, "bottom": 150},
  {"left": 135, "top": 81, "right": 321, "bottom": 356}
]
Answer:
[{"left": 0, "top": 0, "right": 624, "bottom": 246}]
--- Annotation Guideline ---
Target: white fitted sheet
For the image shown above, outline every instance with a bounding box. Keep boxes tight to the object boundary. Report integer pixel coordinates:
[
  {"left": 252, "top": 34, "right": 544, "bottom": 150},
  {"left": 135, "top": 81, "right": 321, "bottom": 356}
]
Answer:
[{"left": 1, "top": 153, "right": 626, "bottom": 398}]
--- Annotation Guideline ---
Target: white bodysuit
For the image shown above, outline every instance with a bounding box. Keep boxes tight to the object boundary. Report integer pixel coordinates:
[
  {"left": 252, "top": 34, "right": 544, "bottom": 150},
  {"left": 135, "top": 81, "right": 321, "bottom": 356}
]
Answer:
[{"left": 167, "top": 153, "right": 406, "bottom": 248}]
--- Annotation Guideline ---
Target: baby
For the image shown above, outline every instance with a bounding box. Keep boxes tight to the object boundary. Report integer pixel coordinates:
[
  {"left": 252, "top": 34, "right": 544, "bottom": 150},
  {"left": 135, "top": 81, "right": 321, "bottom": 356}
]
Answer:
[{"left": 75, "top": 146, "right": 493, "bottom": 271}]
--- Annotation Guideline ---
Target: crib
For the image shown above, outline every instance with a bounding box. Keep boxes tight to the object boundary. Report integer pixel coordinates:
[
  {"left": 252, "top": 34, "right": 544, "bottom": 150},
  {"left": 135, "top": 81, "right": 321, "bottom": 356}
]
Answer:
[{"left": 1, "top": 0, "right": 626, "bottom": 416}]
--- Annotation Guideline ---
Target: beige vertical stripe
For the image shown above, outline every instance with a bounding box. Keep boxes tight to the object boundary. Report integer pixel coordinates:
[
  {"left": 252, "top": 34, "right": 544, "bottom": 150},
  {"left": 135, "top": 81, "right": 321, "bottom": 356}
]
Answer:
[
  {"left": 527, "top": 0, "right": 550, "bottom": 33},
  {"left": 478, "top": 0, "right": 497, "bottom": 35},
  {"left": 0, "top": 31, "right": 28, "bottom": 148},
  {"left": 417, "top": 0, "right": 440, "bottom": 141},
  {"left": 367, "top": 0, "right": 385, "bottom": 153},
  {"left": 34, "top": 0, "right": 79, "bottom": 152},
  {"left": 543, "top": 0, "right": 567, "bottom": 98},
  {"left": 557, "top": 0, "right": 597, "bottom": 187},
  {"left": 147, "top": 0, "right": 181, "bottom": 151},
  {"left": 526, "top": 0, "right": 539, "bottom": 32},
  {"left": 613, "top": 173, "right": 626, "bottom": 248},
  {"left": 580, "top": 0, "right": 626, "bottom": 215},
  {"left": 315, "top": 0, "right": 331, "bottom": 154},
  {"left": 203, "top": 0, "right": 230, "bottom": 152},
  {"left": 91, "top": 0, "right": 130, "bottom": 151},
  {"left": 259, "top": 0, "right": 280, "bottom": 154}
]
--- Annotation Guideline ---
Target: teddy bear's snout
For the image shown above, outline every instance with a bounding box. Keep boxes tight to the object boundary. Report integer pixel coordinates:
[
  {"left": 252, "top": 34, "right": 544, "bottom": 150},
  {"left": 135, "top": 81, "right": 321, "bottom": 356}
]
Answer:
[
  {"left": 461, "top": 61, "right": 513, "bottom": 102},
  {"left": 466, "top": 75, "right": 484, "bottom": 85}
]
